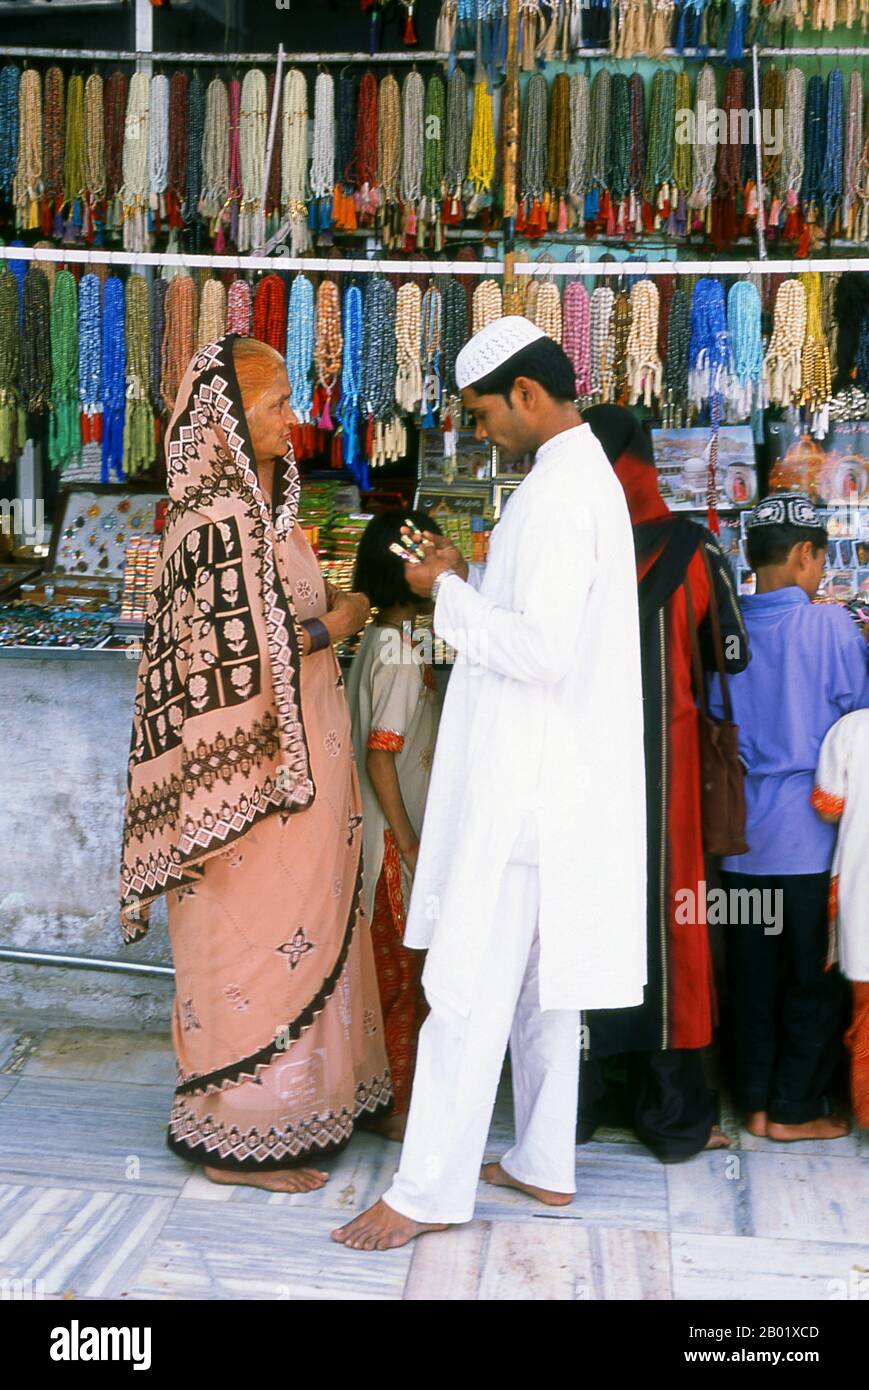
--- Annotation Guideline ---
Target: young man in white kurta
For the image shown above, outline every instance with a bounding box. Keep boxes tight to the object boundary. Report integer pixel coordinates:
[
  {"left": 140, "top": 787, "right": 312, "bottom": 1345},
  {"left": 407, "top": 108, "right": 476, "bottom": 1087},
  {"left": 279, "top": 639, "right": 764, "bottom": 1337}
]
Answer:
[{"left": 334, "top": 318, "right": 647, "bottom": 1250}]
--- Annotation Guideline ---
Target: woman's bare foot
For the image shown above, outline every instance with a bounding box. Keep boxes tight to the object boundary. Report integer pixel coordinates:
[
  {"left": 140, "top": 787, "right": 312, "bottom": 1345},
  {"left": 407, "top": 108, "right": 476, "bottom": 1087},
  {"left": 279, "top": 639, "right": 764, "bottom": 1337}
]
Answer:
[
  {"left": 704, "top": 1125, "right": 732, "bottom": 1150},
  {"left": 744, "top": 1110, "right": 768, "bottom": 1137},
  {"left": 204, "top": 1164, "right": 329, "bottom": 1193},
  {"left": 766, "top": 1116, "right": 850, "bottom": 1142},
  {"left": 331, "top": 1198, "right": 449, "bottom": 1250},
  {"left": 370, "top": 1113, "right": 407, "bottom": 1143},
  {"left": 481, "top": 1160, "right": 573, "bottom": 1206}
]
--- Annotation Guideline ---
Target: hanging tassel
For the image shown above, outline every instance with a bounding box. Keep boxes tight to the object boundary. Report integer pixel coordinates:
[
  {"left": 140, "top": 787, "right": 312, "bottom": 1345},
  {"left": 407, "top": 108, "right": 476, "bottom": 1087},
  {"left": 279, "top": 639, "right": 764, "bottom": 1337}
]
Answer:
[
  {"left": 403, "top": 2, "right": 418, "bottom": 44},
  {"left": 557, "top": 196, "right": 568, "bottom": 233}
]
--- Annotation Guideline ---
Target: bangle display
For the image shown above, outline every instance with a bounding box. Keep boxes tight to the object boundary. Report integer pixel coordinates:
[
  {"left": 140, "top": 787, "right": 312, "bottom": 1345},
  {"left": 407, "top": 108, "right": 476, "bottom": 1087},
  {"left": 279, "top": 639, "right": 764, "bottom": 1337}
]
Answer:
[{"left": 301, "top": 618, "right": 331, "bottom": 653}]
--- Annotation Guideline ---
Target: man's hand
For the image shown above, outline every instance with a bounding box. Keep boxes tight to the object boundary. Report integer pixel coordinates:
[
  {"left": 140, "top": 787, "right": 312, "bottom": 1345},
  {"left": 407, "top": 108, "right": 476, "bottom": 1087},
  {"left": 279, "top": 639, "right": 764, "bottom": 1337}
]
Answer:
[
  {"left": 402, "top": 547, "right": 453, "bottom": 598},
  {"left": 403, "top": 527, "right": 469, "bottom": 582}
]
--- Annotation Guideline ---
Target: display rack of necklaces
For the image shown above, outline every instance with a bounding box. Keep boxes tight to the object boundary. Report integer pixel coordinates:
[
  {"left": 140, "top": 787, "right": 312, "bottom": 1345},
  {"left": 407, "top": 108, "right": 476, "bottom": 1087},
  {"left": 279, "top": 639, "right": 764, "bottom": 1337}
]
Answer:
[{"left": 51, "top": 488, "right": 166, "bottom": 578}]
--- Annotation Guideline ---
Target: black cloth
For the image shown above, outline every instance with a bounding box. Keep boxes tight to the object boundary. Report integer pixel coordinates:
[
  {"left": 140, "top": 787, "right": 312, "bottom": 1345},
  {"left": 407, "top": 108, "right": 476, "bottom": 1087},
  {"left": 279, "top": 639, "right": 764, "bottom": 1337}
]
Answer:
[
  {"left": 720, "top": 870, "right": 849, "bottom": 1124},
  {"left": 578, "top": 1051, "right": 717, "bottom": 1162}
]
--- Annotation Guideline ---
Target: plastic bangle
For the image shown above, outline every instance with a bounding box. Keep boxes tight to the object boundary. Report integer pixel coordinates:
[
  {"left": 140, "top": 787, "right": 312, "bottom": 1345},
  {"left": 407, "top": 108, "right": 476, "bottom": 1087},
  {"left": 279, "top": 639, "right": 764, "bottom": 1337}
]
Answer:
[{"left": 301, "top": 618, "right": 331, "bottom": 653}]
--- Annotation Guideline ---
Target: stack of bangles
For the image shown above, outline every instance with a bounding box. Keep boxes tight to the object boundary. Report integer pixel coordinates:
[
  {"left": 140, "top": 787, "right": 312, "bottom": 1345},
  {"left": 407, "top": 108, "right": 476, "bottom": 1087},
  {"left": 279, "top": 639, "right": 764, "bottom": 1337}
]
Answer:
[{"left": 302, "top": 618, "right": 331, "bottom": 652}]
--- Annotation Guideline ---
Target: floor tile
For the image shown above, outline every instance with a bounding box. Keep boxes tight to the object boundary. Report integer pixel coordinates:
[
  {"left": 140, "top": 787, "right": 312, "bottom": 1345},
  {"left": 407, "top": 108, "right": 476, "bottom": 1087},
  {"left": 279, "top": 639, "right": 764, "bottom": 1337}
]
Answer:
[
  {"left": 478, "top": 1219, "right": 594, "bottom": 1300},
  {"left": 404, "top": 1224, "right": 489, "bottom": 1300},
  {"left": 127, "top": 1201, "right": 411, "bottom": 1300},
  {"left": 0, "top": 1077, "right": 190, "bottom": 1193},
  {"left": 671, "top": 1232, "right": 869, "bottom": 1301},
  {"left": 742, "top": 1152, "right": 869, "bottom": 1245},
  {"left": 666, "top": 1149, "right": 754, "bottom": 1237},
  {"left": 17, "top": 1028, "right": 176, "bottom": 1088},
  {"left": 0, "top": 1182, "right": 174, "bottom": 1298},
  {"left": 475, "top": 1144, "right": 669, "bottom": 1231},
  {"left": 0, "top": 1076, "right": 18, "bottom": 1104},
  {"left": 737, "top": 1125, "right": 858, "bottom": 1157}
]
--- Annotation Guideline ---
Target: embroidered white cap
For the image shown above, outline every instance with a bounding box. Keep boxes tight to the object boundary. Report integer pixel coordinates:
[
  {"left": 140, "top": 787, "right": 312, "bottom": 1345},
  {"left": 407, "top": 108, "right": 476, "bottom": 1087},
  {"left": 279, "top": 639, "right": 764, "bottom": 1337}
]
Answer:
[{"left": 455, "top": 315, "right": 547, "bottom": 392}]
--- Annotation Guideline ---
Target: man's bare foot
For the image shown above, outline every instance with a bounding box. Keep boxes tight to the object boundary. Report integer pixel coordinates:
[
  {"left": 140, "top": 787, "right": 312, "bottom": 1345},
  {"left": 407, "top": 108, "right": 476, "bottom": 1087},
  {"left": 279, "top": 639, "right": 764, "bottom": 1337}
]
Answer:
[
  {"left": 204, "top": 1164, "right": 329, "bottom": 1193},
  {"left": 745, "top": 1110, "right": 768, "bottom": 1137},
  {"left": 704, "top": 1124, "right": 732, "bottom": 1150},
  {"left": 481, "top": 1160, "right": 573, "bottom": 1206},
  {"left": 331, "top": 1198, "right": 448, "bottom": 1251},
  {"left": 370, "top": 1113, "right": 407, "bottom": 1143},
  {"left": 766, "top": 1116, "right": 850, "bottom": 1142}
]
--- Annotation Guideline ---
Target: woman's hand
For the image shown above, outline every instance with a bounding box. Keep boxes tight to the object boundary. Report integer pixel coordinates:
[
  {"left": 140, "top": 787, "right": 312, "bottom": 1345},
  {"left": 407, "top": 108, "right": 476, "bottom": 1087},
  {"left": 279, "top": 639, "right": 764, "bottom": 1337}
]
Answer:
[{"left": 329, "top": 590, "right": 371, "bottom": 641}]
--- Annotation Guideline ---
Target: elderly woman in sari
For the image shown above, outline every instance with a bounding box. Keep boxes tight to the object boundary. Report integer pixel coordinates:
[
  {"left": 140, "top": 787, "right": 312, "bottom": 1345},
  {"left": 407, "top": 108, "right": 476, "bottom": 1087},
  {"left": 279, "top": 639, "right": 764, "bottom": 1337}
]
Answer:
[{"left": 120, "top": 335, "right": 392, "bottom": 1193}]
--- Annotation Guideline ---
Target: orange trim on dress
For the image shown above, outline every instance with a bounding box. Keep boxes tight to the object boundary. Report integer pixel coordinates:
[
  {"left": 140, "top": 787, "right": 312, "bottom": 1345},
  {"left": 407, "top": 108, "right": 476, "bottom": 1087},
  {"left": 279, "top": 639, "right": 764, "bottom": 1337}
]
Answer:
[
  {"left": 367, "top": 729, "right": 405, "bottom": 753},
  {"left": 810, "top": 786, "right": 845, "bottom": 820},
  {"left": 825, "top": 873, "right": 840, "bottom": 971}
]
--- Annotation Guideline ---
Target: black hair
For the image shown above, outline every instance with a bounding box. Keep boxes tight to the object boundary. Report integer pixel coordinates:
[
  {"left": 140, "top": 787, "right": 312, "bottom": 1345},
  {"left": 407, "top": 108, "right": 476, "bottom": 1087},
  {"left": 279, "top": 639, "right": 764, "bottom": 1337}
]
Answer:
[
  {"left": 747, "top": 521, "right": 828, "bottom": 570},
  {"left": 466, "top": 337, "right": 577, "bottom": 404},
  {"left": 353, "top": 509, "right": 443, "bottom": 609}
]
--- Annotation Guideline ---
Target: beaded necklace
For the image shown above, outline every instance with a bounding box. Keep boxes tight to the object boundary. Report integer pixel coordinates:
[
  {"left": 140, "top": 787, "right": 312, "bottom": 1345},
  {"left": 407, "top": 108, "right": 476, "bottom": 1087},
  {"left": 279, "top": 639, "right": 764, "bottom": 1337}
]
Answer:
[
  {"left": 441, "top": 276, "right": 468, "bottom": 402},
  {"left": 562, "top": 280, "right": 591, "bottom": 398},
  {"left": 226, "top": 78, "right": 242, "bottom": 247},
  {"left": 547, "top": 71, "right": 570, "bottom": 214},
  {"left": 612, "top": 290, "right": 632, "bottom": 404},
  {"left": 310, "top": 70, "right": 336, "bottom": 229},
  {"left": 49, "top": 270, "right": 80, "bottom": 470},
  {"left": 762, "top": 278, "right": 806, "bottom": 408},
  {"left": 843, "top": 69, "right": 863, "bottom": 240},
  {"left": 281, "top": 68, "right": 311, "bottom": 255},
  {"left": 226, "top": 276, "right": 252, "bottom": 337},
  {"left": 252, "top": 272, "right": 286, "bottom": 352},
  {"left": 64, "top": 74, "right": 86, "bottom": 234},
  {"left": 626, "top": 72, "right": 646, "bottom": 232},
  {"left": 671, "top": 71, "right": 692, "bottom": 230},
  {"left": 121, "top": 72, "right": 150, "bottom": 253},
  {"left": 820, "top": 68, "right": 844, "bottom": 232},
  {"left": 0, "top": 269, "right": 19, "bottom": 465},
  {"left": 336, "top": 75, "right": 357, "bottom": 189},
  {"left": 688, "top": 276, "right": 729, "bottom": 419},
  {"left": 200, "top": 77, "right": 229, "bottom": 229},
  {"left": 101, "top": 275, "right": 126, "bottom": 482},
  {"left": 780, "top": 66, "right": 806, "bottom": 239},
  {"left": 586, "top": 69, "right": 611, "bottom": 225},
  {"left": 645, "top": 68, "right": 675, "bottom": 221},
  {"left": 689, "top": 64, "right": 717, "bottom": 215},
  {"left": 125, "top": 273, "right": 154, "bottom": 478},
  {"left": 103, "top": 71, "right": 127, "bottom": 230},
  {"left": 802, "top": 73, "right": 825, "bottom": 218},
  {"left": 467, "top": 81, "right": 495, "bottom": 205},
  {"left": 444, "top": 68, "right": 469, "bottom": 215},
  {"left": 197, "top": 277, "right": 226, "bottom": 347},
  {"left": 532, "top": 279, "right": 563, "bottom": 342},
  {"left": 567, "top": 72, "right": 589, "bottom": 208},
  {"left": 395, "top": 282, "right": 423, "bottom": 412},
  {"left": 42, "top": 66, "right": 65, "bottom": 234},
  {"left": 160, "top": 273, "right": 195, "bottom": 413},
  {"left": 0, "top": 65, "right": 20, "bottom": 199},
  {"left": 472, "top": 278, "right": 502, "bottom": 334},
  {"left": 149, "top": 74, "right": 170, "bottom": 227},
  {"left": 348, "top": 71, "right": 378, "bottom": 214},
  {"left": 607, "top": 74, "right": 631, "bottom": 226},
  {"left": 589, "top": 285, "right": 615, "bottom": 400},
  {"left": 799, "top": 271, "right": 832, "bottom": 428},
  {"left": 761, "top": 66, "right": 784, "bottom": 228},
  {"left": 184, "top": 75, "right": 204, "bottom": 232},
  {"left": 12, "top": 68, "right": 40, "bottom": 231},
  {"left": 83, "top": 74, "right": 105, "bottom": 241},
  {"left": 286, "top": 275, "right": 315, "bottom": 425},
  {"left": 647, "top": 0, "right": 676, "bottom": 56},
  {"left": 265, "top": 74, "right": 283, "bottom": 236},
  {"left": 20, "top": 266, "right": 51, "bottom": 415},
  {"left": 78, "top": 272, "right": 102, "bottom": 442},
  {"left": 314, "top": 278, "right": 342, "bottom": 428},
  {"left": 167, "top": 72, "right": 188, "bottom": 231},
  {"left": 376, "top": 74, "right": 402, "bottom": 244},
  {"left": 339, "top": 282, "right": 366, "bottom": 485},
  {"left": 422, "top": 74, "right": 446, "bottom": 246},
  {"left": 421, "top": 284, "right": 443, "bottom": 427},
  {"left": 626, "top": 279, "right": 661, "bottom": 408},
  {"left": 663, "top": 286, "right": 690, "bottom": 423},
  {"left": 401, "top": 69, "right": 425, "bottom": 216},
  {"left": 726, "top": 280, "right": 763, "bottom": 422},
  {"left": 148, "top": 275, "right": 167, "bottom": 414},
  {"left": 361, "top": 276, "right": 399, "bottom": 467},
  {"left": 239, "top": 69, "right": 267, "bottom": 252},
  {"left": 520, "top": 71, "right": 548, "bottom": 217}
]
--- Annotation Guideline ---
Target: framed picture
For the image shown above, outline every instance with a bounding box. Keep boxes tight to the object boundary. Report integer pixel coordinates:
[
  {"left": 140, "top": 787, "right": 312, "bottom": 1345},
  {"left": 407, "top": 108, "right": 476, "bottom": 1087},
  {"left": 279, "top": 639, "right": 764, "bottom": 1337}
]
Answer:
[
  {"left": 651, "top": 427, "right": 758, "bottom": 511},
  {"left": 766, "top": 421, "right": 869, "bottom": 504},
  {"left": 419, "top": 431, "right": 494, "bottom": 484},
  {"left": 493, "top": 448, "right": 533, "bottom": 481},
  {"left": 493, "top": 480, "right": 522, "bottom": 519}
]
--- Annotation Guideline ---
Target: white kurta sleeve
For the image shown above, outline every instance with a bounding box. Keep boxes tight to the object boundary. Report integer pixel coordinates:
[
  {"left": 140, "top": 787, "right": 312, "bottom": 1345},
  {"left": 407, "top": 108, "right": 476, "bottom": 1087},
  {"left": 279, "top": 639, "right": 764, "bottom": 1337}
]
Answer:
[
  {"left": 466, "top": 562, "right": 486, "bottom": 592},
  {"left": 811, "top": 716, "right": 850, "bottom": 822},
  {"left": 434, "top": 499, "right": 598, "bottom": 685}
]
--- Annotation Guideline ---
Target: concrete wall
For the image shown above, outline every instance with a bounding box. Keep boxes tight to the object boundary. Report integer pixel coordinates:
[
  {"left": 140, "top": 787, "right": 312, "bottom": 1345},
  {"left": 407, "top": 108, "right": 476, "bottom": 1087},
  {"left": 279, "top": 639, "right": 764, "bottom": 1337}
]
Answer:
[{"left": 0, "top": 653, "right": 175, "bottom": 1029}]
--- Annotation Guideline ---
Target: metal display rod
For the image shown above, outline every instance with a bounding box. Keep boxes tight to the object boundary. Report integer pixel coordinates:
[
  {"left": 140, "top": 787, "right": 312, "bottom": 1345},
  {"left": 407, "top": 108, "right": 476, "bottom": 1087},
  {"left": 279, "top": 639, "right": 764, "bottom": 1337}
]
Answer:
[
  {"left": 0, "top": 45, "right": 750, "bottom": 64},
  {"left": 5, "top": 245, "right": 869, "bottom": 275},
  {"left": 0, "top": 947, "right": 174, "bottom": 979}
]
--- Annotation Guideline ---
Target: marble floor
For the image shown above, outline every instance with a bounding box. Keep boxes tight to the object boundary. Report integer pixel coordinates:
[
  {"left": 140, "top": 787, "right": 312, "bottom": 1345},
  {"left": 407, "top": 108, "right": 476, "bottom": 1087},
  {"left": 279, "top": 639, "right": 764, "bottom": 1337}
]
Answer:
[{"left": 0, "top": 1022, "right": 866, "bottom": 1302}]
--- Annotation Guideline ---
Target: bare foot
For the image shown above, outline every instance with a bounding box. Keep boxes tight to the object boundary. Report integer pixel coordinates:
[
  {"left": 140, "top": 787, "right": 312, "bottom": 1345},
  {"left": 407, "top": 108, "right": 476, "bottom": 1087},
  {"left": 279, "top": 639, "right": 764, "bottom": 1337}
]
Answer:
[
  {"left": 745, "top": 1110, "right": 768, "bottom": 1137},
  {"left": 766, "top": 1116, "right": 850, "bottom": 1142},
  {"left": 331, "top": 1198, "right": 449, "bottom": 1251},
  {"left": 481, "top": 1160, "right": 573, "bottom": 1207},
  {"left": 204, "top": 1164, "right": 329, "bottom": 1193},
  {"left": 369, "top": 1113, "right": 407, "bottom": 1143},
  {"left": 704, "top": 1124, "right": 732, "bottom": 1150}
]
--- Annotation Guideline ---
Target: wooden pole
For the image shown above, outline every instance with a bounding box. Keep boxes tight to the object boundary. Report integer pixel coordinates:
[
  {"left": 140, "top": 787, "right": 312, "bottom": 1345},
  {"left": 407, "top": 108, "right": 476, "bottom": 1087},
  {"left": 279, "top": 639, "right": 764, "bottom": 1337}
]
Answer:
[{"left": 502, "top": 0, "right": 520, "bottom": 303}]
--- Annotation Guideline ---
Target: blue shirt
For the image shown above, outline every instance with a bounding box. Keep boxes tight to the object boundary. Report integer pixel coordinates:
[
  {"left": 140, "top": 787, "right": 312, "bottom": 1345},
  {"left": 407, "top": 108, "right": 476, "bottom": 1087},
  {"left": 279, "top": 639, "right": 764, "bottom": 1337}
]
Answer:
[{"left": 709, "top": 587, "right": 869, "bottom": 876}]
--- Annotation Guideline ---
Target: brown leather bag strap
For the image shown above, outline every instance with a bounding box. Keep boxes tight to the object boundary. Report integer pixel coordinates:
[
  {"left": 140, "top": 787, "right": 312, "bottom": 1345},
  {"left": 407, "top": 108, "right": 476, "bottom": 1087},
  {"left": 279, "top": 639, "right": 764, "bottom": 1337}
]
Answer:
[{"left": 683, "top": 572, "right": 708, "bottom": 716}]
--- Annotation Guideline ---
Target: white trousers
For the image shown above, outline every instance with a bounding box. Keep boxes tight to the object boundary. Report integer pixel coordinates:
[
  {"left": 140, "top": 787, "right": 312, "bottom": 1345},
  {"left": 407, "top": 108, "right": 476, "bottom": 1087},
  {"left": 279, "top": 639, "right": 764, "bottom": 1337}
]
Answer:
[{"left": 383, "top": 826, "right": 581, "bottom": 1226}]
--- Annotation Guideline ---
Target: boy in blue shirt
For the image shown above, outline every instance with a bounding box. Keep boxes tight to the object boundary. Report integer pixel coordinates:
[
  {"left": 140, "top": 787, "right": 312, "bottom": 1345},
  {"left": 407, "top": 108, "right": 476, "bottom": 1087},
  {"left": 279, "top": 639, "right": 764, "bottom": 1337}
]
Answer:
[{"left": 710, "top": 493, "right": 869, "bottom": 1141}]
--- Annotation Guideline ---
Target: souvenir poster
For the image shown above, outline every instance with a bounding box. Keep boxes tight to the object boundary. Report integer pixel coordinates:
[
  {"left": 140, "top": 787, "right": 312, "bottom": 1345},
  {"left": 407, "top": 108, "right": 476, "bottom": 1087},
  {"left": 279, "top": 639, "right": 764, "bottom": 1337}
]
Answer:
[
  {"left": 651, "top": 427, "right": 758, "bottom": 511},
  {"left": 739, "top": 504, "right": 869, "bottom": 599},
  {"left": 766, "top": 421, "right": 869, "bottom": 505},
  {"left": 419, "top": 431, "right": 494, "bottom": 484}
]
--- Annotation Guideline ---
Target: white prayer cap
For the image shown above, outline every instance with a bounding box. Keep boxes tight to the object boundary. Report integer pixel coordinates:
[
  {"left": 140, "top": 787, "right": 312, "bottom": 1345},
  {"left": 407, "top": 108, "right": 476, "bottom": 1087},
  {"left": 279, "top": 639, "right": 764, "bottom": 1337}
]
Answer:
[{"left": 455, "top": 315, "right": 547, "bottom": 392}]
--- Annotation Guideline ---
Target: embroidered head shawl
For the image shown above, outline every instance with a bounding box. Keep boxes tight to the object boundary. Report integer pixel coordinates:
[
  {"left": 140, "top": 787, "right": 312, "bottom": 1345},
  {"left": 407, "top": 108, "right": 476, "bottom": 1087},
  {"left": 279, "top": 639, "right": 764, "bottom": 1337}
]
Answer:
[{"left": 119, "top": 336, "right": 315, "bottom": 942}]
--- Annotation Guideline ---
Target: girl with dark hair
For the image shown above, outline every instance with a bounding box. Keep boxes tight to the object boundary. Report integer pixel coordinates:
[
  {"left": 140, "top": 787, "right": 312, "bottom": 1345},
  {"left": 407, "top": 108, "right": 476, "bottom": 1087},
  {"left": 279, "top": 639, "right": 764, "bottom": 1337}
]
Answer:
[
  {"left": 346, "top": 509, "right": 444, "bottom": 1140},
  {"left": 581, "top": 405, "right": 750, "bottom": 1162}
]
